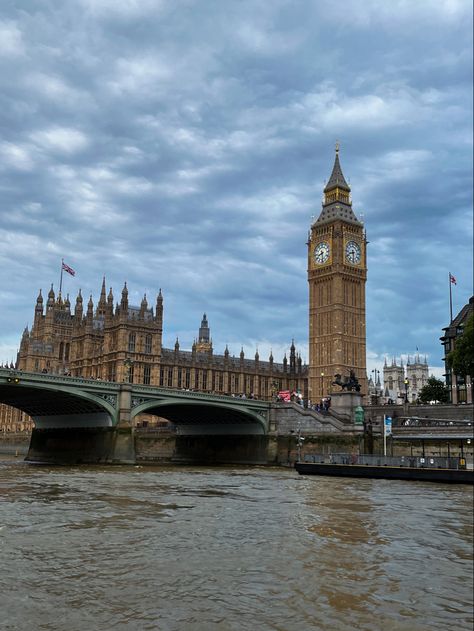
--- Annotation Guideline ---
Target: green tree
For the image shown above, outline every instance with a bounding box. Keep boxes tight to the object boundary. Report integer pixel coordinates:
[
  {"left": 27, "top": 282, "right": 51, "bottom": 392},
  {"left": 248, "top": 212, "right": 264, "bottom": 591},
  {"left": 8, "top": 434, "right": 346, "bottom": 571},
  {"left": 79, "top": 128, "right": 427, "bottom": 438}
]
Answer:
[
  {"left": 447, "top": 313, "right": 474, "bottom": 378},
  {"left": 418, "top": 376, "right": 449, "bottom": 404}
]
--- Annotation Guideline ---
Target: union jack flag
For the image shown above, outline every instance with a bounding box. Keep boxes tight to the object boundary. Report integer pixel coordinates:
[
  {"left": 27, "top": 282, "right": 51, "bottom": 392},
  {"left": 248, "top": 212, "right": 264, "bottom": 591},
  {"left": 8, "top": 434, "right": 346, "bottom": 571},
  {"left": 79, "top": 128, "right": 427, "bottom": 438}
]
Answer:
[
  {"left": 449, "top": 273, "right": 457, "bottom": 285},
  {"left": 62, "top": 261, "right": 75, "bottom": 276}
]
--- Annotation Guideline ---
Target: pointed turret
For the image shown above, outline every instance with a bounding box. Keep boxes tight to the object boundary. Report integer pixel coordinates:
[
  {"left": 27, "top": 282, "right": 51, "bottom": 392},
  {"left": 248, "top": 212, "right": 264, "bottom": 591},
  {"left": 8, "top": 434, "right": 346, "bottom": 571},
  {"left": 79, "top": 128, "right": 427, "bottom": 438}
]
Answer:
[
  {"left": 35, "top": 289, "right": 44, "bottom": 320},
  {"left": 290, "top": 339, "right": 296, "bottom": 370},
  {"left": 138, "top": 293, "right": 148, "bottom": 320},
  {"left": 75, "top": 289, "right": 83, "bottom": 319},
  {"left": 324, "top": 142, "right": 350, "bottom": 194},
  {"left": 196, "top": 313, "right": 212, "bottom": 352},
  {"left": 96, "top": 277, "right": 107, "bottom": 317},
  {"left": 87, "top": 295, "right": 94, "bottom": 321},
  {"left": 175, "top": 337, "right": 180, "bottom": 352},
  {"left": 106, "top": 287, "right": 114, "bottom": 318},
  {"left": 255, "top": 348, "right": 259, "bottom": 362},
  {"left": 224, "top": 344, "right": 229, "bottom": 360},
  {"left": 47, "top": 284, "right": 55, "bottom": 309},
  {"left": 315, "top": 144, "right": 360, "bottom": 225},
  {"left": 155, "top": 289, "right": 163, "bottom": 324},
  {"left": 240, "top": 347, "right": 245, "bottom": 361},
  {"left": 120, "top": 282, "right": 128, "bottom": 312},
  {"left": 64, "top": 293, "right": 71, "bottom": 313}
]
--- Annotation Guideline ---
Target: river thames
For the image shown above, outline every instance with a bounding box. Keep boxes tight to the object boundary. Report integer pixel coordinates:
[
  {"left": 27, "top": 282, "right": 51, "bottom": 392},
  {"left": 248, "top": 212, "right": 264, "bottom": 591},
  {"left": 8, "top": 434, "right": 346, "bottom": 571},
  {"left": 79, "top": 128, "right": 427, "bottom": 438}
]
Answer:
[{"left": 1, "top": 457, "right": 472, "bottom": 631}]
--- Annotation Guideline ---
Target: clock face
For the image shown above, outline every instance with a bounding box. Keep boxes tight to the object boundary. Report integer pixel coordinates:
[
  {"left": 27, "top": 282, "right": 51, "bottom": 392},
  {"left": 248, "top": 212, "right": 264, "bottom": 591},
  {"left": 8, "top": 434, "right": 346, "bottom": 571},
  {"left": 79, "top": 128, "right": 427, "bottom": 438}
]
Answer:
[
  {"left": 314, "top": 241, "right": 330, "bottom": 264},
  {"left": 345, "top": 240, "right": 361, "bottom": 264}
]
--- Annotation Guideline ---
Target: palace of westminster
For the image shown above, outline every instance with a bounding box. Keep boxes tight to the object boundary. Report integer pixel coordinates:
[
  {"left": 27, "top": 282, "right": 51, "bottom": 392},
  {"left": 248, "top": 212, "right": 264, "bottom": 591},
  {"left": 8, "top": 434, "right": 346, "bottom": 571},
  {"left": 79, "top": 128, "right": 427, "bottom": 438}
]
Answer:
[{"left": 2, "top": 147, "right": 457, "bottom": 433}]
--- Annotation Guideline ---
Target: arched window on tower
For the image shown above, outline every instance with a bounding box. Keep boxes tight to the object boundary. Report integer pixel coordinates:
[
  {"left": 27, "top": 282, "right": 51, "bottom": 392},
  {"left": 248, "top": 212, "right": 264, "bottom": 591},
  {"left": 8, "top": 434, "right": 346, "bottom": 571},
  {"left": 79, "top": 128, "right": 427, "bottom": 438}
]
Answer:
[
  {"left": 59, "top": 342, "right": 64, "bottom": 360},
  {"left": 145, "top": 334, "right": 152, "bottom": 354},
  {"left": 143, "top": 365, "right": 151, "bottom": 385},
  {"left": 65, "top": 343, "right": 70, "bottom": 361},
  {"left": 128, "top": 333, "right": 136, "bottom": 353}
]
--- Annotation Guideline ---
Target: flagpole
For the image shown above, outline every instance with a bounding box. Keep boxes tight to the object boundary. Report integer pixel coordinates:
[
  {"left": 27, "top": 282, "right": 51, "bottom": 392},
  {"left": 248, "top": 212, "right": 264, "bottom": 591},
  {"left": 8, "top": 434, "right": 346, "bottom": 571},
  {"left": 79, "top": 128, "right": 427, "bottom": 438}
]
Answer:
[
  {"left": 59, "top": 258, "right": 64, "bottom": 296},
  {"left": 449, "top": 272, "right": 453, "bottom": 323}
]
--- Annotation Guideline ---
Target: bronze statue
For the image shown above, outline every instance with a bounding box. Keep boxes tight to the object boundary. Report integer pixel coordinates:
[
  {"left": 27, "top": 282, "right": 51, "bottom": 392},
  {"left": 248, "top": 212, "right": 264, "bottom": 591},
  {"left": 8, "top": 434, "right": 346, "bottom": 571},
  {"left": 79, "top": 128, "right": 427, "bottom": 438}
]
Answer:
[{"left": 332, "top": 369, "right": 361, "bottom": 392}]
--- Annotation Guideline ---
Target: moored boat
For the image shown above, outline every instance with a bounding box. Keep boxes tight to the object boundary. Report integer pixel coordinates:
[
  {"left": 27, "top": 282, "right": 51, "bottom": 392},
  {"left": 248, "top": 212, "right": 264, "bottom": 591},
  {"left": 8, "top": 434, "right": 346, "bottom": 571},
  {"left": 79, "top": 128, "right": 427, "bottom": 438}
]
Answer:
[{"left": 295, "top": 453, "right": 474, "bottom": 484}]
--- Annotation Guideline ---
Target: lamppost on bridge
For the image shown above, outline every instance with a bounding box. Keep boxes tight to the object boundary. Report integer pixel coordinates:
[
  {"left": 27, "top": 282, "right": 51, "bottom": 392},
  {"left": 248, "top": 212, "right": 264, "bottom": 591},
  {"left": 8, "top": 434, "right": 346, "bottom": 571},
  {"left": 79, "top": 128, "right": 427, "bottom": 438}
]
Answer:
[
  {"left": 124, "top": 358, "right": 135, "bottom": 384},
  {"left": 371, "top": 369, "right": 380, "bottom": 405},
  {"left": 320, "top": 372, "right": 324, "bottom": 400},
  {"left": 404, "top": 378, "right": 409, "bottom": 404}
]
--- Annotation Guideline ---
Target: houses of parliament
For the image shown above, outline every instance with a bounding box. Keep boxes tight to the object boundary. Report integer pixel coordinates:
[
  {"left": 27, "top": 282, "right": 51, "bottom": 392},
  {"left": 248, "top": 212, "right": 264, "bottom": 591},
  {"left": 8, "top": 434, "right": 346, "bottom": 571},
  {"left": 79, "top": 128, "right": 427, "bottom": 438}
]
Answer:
[{"left": 1, "top": 148, "right": 367, "bottom": 431}]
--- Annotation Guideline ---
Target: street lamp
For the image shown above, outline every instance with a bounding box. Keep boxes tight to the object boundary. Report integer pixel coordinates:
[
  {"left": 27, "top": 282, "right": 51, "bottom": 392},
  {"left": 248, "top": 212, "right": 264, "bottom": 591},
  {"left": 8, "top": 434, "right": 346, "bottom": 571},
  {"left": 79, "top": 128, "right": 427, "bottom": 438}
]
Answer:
[
  {"left": 404, "top": 378, "right": 409, "bottom": 403},
  {"left": 320, "top": 372, "right": 324, "bottom": 399},
  {"left": 371, "top": 369, "right": 380, "bottom": 405}
]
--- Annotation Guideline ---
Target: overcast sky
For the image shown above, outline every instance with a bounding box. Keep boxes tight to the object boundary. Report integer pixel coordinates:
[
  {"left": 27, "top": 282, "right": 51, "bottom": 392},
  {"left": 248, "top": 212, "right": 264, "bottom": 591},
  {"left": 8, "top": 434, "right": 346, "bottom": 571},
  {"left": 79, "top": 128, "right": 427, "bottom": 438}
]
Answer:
[{"left": 0, "top": 0, "right": 472, "bottom": 380}]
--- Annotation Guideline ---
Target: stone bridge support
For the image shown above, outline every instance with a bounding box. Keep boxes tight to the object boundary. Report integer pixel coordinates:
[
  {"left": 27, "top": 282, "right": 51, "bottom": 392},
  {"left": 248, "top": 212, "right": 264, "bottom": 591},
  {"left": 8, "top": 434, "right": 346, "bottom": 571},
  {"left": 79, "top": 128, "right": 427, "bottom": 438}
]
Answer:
[{"left": 112, "top": 384, "right": 135, "bottom": 463}]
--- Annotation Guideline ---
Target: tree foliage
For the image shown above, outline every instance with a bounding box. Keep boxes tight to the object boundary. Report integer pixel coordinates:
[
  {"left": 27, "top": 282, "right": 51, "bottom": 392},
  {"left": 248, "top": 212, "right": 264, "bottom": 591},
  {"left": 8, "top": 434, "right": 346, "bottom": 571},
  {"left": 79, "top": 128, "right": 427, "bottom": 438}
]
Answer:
[
  {"left": 418, "top": 376, "right": 449, "bottom": 404},
  {"left": 447, "top": 313, "right": 474, "bottom": 378}
]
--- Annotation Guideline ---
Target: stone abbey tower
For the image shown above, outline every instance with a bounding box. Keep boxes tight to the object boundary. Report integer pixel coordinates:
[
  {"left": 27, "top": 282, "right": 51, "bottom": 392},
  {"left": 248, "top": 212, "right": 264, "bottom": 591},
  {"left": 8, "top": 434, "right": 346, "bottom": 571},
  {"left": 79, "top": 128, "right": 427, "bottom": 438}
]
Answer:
[{"left": 308, "top": 146, "right": 367, "bottom": 401}]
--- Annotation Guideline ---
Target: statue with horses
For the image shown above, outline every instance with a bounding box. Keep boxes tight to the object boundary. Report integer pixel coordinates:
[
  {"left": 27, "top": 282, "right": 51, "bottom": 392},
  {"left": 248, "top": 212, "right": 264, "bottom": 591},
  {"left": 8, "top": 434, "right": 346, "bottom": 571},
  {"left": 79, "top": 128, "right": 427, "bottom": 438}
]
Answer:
[{"left": 332, "top": 369, "right": 361, "bottom": 392}]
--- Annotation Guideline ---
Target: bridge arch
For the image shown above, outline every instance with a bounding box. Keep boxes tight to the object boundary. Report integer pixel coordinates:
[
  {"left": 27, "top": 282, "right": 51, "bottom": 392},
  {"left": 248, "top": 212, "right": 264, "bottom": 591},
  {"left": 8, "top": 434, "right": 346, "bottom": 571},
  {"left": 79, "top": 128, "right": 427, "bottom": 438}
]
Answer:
[
  {"left": 131, "top": 398, "right": 267, "bottom": 435},
  {"left": 0, "top": 380, "right": 117, "bottom": 428}
]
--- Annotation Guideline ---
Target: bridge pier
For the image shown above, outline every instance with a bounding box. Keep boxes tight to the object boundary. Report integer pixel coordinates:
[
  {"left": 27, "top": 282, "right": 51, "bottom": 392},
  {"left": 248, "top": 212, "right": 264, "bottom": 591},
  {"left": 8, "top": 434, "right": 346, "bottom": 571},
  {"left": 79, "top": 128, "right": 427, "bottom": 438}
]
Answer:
[{"left": 109, "top": 384, "right": 136, "bottom": 464}]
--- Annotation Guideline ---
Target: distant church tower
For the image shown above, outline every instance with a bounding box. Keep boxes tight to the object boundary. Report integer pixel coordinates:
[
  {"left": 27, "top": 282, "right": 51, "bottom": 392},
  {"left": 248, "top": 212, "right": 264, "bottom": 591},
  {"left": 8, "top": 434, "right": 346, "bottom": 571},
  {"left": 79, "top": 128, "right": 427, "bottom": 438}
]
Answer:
[{"left": 308, "top": 145, "right": 367, "bottom": 400}]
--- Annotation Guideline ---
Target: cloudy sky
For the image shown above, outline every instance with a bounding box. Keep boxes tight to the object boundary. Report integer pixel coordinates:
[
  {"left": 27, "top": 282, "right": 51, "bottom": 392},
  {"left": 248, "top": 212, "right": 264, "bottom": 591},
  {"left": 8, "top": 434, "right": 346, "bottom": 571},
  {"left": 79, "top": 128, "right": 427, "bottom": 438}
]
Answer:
[{"left": 0, "top": 0, "right": 472, "bottom": 379}]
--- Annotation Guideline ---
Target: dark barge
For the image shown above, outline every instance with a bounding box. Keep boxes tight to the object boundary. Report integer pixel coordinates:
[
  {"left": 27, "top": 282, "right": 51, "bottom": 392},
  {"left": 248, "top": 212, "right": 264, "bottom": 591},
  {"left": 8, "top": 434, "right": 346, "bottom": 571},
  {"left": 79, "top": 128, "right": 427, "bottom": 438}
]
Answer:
[{"left": 295, "top": 454, "right": 474, "bottom": 484}]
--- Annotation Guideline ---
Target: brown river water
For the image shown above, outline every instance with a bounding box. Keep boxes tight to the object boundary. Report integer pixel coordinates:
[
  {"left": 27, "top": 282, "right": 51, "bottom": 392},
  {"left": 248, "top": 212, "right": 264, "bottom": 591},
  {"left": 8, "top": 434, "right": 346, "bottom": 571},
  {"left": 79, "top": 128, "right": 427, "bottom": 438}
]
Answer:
[{"left": 1, "top": 456, "right": 472, "bottom": 631}]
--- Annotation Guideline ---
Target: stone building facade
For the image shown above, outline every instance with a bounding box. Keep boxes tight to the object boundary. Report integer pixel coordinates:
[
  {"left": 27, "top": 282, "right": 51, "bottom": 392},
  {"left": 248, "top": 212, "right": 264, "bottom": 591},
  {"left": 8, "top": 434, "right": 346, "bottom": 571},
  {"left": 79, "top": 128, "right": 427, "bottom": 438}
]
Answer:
[
  {"left": 440, "top": 296, "right": 473, "bottom": 404},
  {"left": 382, "top": 355, "right": 429, "bottom": 403},
  {"left": 13, "top": 280, "right": 307, "bottom": 400}
]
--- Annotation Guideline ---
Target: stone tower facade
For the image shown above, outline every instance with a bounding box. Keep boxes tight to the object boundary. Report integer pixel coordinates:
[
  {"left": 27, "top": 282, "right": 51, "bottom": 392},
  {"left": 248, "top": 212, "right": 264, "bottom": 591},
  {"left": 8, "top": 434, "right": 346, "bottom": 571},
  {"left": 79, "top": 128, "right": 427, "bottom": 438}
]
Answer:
[
  {"left": 406, "top": 354, "right": 429, "bottom": 402},
  {"left": 383, "top": 358, "right": 405, "bottom": 403},
  {"left": 382, "top": 355, "right": 429, "bottom": 403},
  {"left": 308, "top": 146, "right": 367, "bottom": 401}
]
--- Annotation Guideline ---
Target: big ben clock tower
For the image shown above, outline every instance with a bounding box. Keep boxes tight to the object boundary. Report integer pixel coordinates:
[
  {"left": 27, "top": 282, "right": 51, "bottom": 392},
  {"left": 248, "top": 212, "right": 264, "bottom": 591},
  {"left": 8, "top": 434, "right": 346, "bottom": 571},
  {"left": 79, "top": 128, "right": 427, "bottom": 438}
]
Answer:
[{"left": 308, "top": 144, "right": 367, "bottom": 401}]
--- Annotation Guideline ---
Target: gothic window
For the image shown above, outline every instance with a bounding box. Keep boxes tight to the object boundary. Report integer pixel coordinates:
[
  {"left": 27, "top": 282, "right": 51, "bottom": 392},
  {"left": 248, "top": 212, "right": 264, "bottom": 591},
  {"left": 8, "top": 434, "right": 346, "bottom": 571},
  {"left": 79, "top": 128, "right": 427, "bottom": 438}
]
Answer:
[
  {"left": 144, "top": 365, "right": 151, "bottom": 385},
  {"left": 108, "top": 363, "right": 116, "bottom": 382},
  {"left": 159, "top": 367, "right": 164, "bottom": 387},
  {"left": 65, "top": 343, "right": 70, "bottom": 361},
  {"left": 202, "top": 370, "right": 208, "bottom": 391},
  {"left": 185, "top": 369, "right": 190, "bottom": 390},
  {"left": 59, "top": 342, "right": 64, "bottom": 359},
  {"left": 128, "top": 364, "right": 134, "bottom": 384},
  {"left": 167, "top": 368, "right": 173, "bottom": 387},
  {"left": 412, "top": 376, "right": 417, "bottom": 388},
  {"left": 388, "top": 377, "right": 393, "bottom": 389},
  {"left": 194, "top": 371, "right": 199, "bottom": 390},
  {"left": 35, "top": 359, "right": 39, "bottom": 370},
  {"left": 144, "top": 334, "right": 152, "bottom": 354},
  {"left": 211, "top": 372, "right": 216, "bottom": 391},
  {"left": 177, "top": 368, "right": 182, "bottom": 388},
  {"left": 218, "top": 373, "right": 223, "bottom": 391},
  {"left": 128, "top": 333, "right": 136, "bottom": 353}
]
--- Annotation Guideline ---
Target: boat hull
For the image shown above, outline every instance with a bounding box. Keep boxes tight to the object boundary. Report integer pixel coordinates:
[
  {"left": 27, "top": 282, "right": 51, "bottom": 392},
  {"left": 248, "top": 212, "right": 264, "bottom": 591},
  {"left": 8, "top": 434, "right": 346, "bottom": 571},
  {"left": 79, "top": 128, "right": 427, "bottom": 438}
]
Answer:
[{"left": 295, "top": 462, "right": 473, "bottom": 484}]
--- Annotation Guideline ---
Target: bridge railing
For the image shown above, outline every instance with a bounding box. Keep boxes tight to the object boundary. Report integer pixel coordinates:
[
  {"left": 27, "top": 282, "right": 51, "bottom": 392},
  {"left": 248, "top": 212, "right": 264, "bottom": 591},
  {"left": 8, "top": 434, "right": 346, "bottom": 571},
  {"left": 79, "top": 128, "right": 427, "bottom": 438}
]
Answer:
[
  {"left": 393, "top": 417, "right": 473, "bottom": 428},
  {"left": 303, "top": 452, "right": 466, "bottom": 470}
]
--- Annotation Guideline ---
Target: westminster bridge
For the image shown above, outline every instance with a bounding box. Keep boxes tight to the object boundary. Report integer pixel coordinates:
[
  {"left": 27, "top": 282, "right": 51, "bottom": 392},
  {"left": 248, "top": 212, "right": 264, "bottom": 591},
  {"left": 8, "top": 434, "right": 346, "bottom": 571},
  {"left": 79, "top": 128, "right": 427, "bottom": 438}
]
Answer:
[
  {"left": 0, "top": 367, "right": 355, "bottom": 464},
  {"left": 3, "top": 368, "right": 470, "bottom": 465}
]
